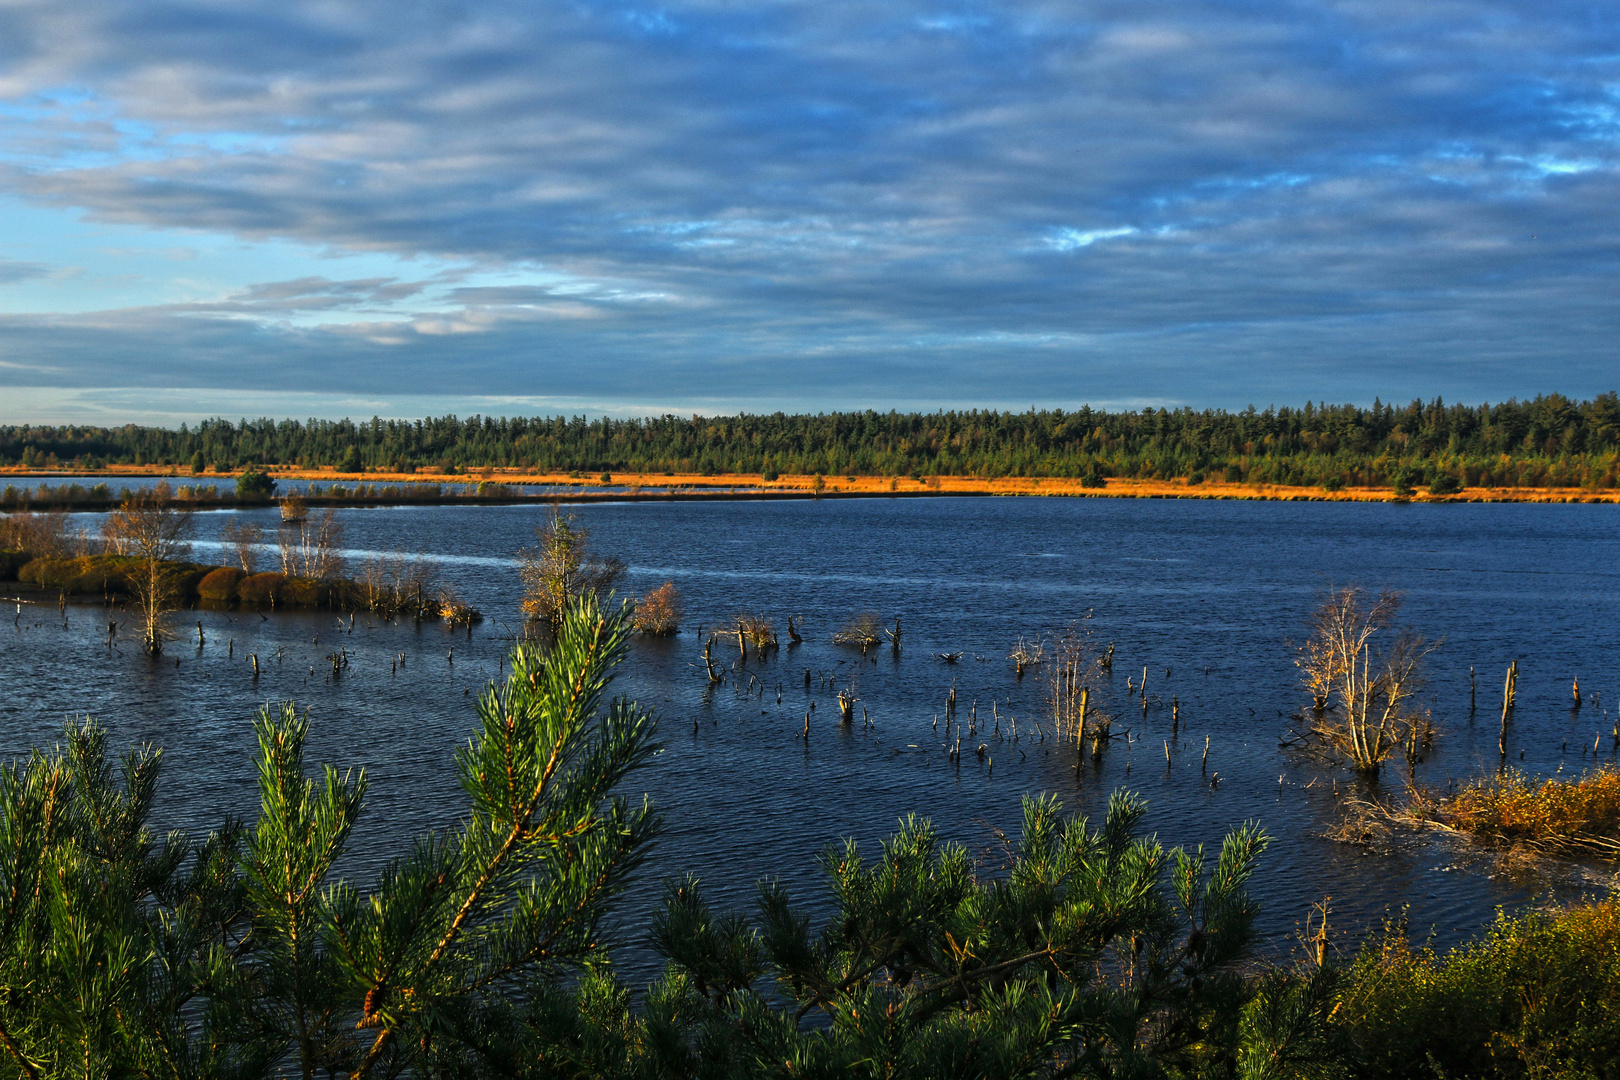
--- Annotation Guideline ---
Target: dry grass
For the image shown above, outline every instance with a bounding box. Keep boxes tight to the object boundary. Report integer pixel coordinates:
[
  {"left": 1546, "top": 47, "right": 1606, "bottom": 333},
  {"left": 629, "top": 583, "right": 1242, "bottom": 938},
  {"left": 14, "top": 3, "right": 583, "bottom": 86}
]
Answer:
[
  {"left": 831, "top": 611, "right": 883, "bottom": 648},
  {"left": 1323, "top": 797, "right": 1396, "bottom": 848},
  {"left": 1410, "top": 765, "right": 1620, "bottom": 857},
  {"left": 10, "top": 463, "right": 1617, "bottom": 503},
  {"left": 735, "top": 612, "right": 776, "bottom": 648}
]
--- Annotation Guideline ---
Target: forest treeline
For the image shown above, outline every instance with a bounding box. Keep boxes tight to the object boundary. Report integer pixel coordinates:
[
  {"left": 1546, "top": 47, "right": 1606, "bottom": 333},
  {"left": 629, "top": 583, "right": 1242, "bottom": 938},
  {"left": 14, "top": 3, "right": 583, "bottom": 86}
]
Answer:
[{"left": 4, "top": 393, "right": 1619, "bottom": 488}]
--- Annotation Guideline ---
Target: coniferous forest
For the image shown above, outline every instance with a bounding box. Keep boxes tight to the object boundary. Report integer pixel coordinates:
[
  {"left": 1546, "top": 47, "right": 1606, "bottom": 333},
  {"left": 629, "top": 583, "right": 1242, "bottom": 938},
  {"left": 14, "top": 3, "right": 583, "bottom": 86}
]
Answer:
[{"left": 4, "top": 393, "right": 1619, "bottom": 488}]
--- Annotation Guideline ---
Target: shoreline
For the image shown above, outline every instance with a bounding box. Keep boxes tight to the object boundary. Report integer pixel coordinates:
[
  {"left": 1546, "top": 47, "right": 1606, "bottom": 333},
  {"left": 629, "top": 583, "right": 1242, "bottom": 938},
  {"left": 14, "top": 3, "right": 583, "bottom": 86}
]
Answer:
[{"left": 2, "top": 465, "right": 1617, "bottom": 505}]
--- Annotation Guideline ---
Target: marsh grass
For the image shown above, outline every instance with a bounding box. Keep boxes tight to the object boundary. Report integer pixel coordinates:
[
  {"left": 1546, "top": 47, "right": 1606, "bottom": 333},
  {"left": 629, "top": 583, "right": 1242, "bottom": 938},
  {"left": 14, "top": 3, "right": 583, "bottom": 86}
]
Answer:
[
  {"left": 1336, "top": 893, "right": 1620, "bottom": 1079},
  {"left": 831, "top": 610, "right": 883, "bottom": 649},
  {"left": 1409, "top": 766, "right": 1620, "bottom": 858},
  {"left": 735, "top": 611, "right": 776, "bottom": 648}
]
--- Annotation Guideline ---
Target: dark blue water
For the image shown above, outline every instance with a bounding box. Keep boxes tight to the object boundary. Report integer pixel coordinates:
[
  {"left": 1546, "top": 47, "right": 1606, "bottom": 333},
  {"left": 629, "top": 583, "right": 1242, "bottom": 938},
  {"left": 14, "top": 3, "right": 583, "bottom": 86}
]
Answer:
[{"left": 3, "top": 496, "right": 1617, "bottom": 979}]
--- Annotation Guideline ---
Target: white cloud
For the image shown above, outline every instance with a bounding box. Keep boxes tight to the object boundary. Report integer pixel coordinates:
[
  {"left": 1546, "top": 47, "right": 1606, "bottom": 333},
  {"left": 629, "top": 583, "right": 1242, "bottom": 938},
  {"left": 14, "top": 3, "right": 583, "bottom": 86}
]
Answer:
[{"left": 1045, "top": 226, "right": 1138, "bottom": 252}]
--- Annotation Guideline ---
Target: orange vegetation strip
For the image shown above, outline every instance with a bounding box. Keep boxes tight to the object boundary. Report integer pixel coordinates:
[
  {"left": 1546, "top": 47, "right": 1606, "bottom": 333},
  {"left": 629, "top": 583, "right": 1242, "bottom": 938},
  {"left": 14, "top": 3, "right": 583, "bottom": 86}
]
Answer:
[
  {"left": 2, "top": 465, "right": 1618, "bottom": 503},
  {"left": 1419, "top": 765, "right": 1620, "bottom": 845}
]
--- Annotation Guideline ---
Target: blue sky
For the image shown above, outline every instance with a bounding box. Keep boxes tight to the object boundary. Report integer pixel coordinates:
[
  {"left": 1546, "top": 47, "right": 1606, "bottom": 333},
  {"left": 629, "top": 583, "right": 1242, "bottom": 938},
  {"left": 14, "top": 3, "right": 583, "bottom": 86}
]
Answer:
[{"left": 0, "top": 0, "right": 1616, "bottom": 424}]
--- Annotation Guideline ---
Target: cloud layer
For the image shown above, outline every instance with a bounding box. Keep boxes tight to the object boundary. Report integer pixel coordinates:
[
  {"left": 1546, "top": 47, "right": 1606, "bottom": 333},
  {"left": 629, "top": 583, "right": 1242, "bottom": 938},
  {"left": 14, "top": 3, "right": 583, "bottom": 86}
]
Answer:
[{"left": 1, "top": 0, "right": 1617, "bottom": 420}]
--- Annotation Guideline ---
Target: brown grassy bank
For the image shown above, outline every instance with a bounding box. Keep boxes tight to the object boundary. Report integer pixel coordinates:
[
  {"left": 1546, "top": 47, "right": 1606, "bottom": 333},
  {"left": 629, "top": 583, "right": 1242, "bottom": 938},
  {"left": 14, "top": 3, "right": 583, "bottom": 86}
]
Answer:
[{"left": 4, "top": 464, "right": 1618, "bottom": 504}]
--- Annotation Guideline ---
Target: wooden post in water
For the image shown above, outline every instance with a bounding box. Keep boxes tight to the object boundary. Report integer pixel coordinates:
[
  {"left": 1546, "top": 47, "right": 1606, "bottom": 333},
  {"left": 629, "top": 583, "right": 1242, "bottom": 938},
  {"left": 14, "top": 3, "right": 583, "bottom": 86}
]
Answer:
[
  {"left": 1076, "top": 687, "right": 1089, "bottom": 748},
  {"left": 251, "top": 653, "right": 259, "bottom": 679},
  {"left": 1499, "top": 662, "right": 1514, "bottom": 760},
  {"left": 1171, "top": 696, "right": 1180, "bottom": 736},
  {"left": 703, "top": 636, "right": 722, "bottom": 683},
  {"left": 1202, "top": 736, "right": 1210, "bottom": 774},
  {"left": 1572, "top": 677, "right": 1582, "bottom": 710},
  {"left": 196, "top": 622, "right": 204, "bottom": 647},
  {"left": 1141, "top": 666, "right": 1148, "bottom": 699}
]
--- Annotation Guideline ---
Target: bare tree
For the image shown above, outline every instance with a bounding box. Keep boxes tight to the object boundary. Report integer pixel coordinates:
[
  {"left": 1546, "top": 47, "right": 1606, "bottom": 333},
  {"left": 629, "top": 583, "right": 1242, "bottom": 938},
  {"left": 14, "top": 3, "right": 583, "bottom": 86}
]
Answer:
[
  {"left": 277, "top": 509, "right": 346, "bottom": 580},
  {"left": 1296, "top": 586, "right": 1439, "bottom": 774},
  {"left": 1045, "top": 621, "right": 1102, "bottom": 742},
  {"left": 1008, "top": 634, "right": 1044, "bottom": 677},
  {"left": 360, "top": 552, "right": 440, "bottom": 616},
  {"left": 517, "top": 509, "right": 625, "bottom": 629},
  {"left": 103, "top": 483, "right": 194, "bottom": 654},
  {"left": 220, "top": 519, "right": 264, "bottom": 573},
  {"left": 1, "top": 511, "right": 70, "bottom": 556}
]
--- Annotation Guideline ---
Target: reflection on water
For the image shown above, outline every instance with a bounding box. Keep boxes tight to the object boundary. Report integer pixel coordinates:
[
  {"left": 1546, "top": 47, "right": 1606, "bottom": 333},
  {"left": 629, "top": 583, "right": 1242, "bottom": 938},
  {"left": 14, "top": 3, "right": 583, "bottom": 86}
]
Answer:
[{"left": 3, "top": 496, "right": 1617, "bottom": 981}]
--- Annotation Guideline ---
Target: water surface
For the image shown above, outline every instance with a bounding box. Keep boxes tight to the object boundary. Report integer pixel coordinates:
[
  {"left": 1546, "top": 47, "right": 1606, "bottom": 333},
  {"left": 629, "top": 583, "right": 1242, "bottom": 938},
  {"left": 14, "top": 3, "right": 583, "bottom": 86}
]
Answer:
[{"left": 4, "top": 496, "right": 1616, "bottom": 979}]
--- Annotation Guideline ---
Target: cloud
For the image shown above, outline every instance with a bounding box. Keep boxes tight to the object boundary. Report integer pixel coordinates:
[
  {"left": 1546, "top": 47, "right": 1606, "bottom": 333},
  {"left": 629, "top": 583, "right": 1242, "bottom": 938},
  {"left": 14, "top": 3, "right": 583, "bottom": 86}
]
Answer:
[
  {"left": 0, "top": 0, "right": 1617, "bottom": 419},
  {"left": 0, "top": 256, "right": 50, "bottom": 284}
]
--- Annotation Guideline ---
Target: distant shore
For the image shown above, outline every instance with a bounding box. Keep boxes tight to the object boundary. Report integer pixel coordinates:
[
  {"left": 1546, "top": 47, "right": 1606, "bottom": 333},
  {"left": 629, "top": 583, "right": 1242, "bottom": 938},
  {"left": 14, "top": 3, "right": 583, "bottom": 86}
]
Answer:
[{"left": 1, "top": 465, "right": 1617, "bottom": 505}]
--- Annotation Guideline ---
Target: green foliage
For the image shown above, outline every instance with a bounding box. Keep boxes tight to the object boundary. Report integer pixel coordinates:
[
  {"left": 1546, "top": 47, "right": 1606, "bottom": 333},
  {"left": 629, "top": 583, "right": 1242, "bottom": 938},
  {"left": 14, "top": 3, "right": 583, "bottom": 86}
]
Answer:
[
  {"left": 18, "top": 554, "right": 137, "bottom": 594},
  {"left": 623, "top": 792, "right": 1275, "bottom": 1079},
  {"left": 235, "top": 469, "right": 276, "bottom": 501},
  {"left": 0, "top": 719, "right": 254, "bottom": 1079},
  {"left": 0, "top": 598, "right": 659, "bottom": 1080},
  {"left": 1391, "top": 467, "right": 1423, "bottom": 498},
  {"left": 1427, "top": 473, "right": 1463, "bottom": 496},
  {"left": 1334, "top": 898, "right": 1620, "bottom": 1079}
]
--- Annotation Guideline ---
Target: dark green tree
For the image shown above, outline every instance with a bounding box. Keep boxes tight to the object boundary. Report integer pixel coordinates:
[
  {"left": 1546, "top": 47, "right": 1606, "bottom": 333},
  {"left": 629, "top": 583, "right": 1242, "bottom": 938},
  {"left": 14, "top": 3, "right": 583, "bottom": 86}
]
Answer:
[{"left": 236, "top": 469, "right": 276, "bottom": 501}]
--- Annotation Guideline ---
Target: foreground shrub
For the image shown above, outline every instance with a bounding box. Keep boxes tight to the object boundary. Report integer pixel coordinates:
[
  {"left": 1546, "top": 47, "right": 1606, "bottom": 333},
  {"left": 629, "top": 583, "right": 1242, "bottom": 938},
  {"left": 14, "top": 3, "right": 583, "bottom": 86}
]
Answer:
[
  {"left": 279, "top": 575, "right": 327, "bottom": 607},
  {"left": 237, "top": 570, "right": 286, "bottom": 604},
  {"left": 198, "top": 565, "right": 246, "bottom": 601},
  {"left": 0, "top": 598, "right": 657, "bottom": 1079},
  {"left": 17, "top": 554, "right": 135, "bottom": 594},
  {"left": 1335, "top": 896, "right": 1620, "bottom": 1079}
]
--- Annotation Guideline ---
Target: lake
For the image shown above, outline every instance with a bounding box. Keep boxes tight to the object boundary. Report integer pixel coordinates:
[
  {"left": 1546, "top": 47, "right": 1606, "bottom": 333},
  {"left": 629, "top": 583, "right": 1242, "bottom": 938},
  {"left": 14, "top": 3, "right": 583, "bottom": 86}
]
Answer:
[{"left": 3, "top": 495, "right": 1616, "bottom": 981}]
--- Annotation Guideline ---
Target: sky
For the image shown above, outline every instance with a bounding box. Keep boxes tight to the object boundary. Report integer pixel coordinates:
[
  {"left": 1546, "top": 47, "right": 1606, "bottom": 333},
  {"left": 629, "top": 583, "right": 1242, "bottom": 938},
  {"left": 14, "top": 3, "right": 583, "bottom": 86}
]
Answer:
[{"left": 0, "top": 0, "right": 1617, "bottom": 425}]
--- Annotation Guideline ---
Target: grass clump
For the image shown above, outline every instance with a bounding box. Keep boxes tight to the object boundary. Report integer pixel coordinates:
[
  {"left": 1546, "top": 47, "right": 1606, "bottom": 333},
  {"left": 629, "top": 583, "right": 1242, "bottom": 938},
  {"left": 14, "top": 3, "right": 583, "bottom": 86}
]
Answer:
[
  {"left": 831, "top": 610, "right": 883, "bottom": 649},
  {"left": 1335, "top": 894, "right": 1620, "bottom": 1079},
  {"left": 1412, "top": 766, "right": 1620, "bottom": 857}
]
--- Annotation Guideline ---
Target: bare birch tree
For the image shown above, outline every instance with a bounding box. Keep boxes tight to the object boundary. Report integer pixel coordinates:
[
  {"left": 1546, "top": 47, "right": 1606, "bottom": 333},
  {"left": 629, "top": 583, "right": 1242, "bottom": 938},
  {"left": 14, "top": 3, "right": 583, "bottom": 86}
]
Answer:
[
  {"left": 1045, "top": 621, "right": 1102, "bottom": 742},
  {"left": 276, "top": 509, "right": 346, "bottom": 579},
  {"left": 103, "top": 483, "right": 194, "bottom": 653},
  {"left": 220, "top": 519, "right": 264, "bottom": 573},
  {"left": 1296, "top": 586, "right": 1438, "bottom": 774}
]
